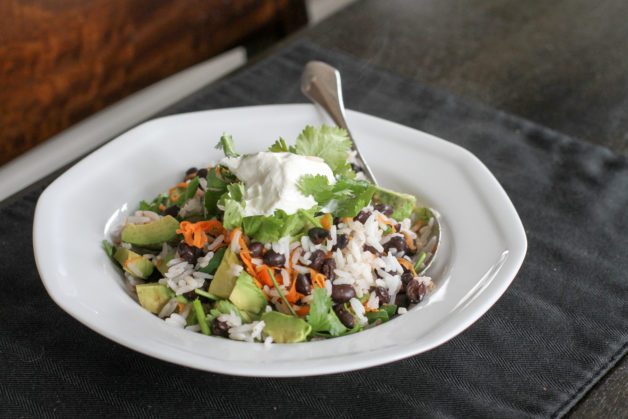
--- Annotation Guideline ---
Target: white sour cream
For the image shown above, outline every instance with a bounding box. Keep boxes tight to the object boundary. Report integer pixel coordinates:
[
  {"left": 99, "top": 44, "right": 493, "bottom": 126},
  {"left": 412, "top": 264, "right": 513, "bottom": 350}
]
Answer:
[{"left": 221, "top": 152, "right": 335, "bottom": 217}]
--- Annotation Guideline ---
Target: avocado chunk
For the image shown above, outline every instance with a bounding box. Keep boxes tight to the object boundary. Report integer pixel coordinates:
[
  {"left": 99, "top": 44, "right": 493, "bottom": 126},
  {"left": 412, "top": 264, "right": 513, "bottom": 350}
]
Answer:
[
  {"left": 136, "top": 283, "right": 174, "bottom": 314},
  {"left": 261, "top": 311, "right": 312, "bottom": 343},
  {"left": 208, "top": 247, "right": 241, "bottom": 298},
  {"left": 372, "top": 186, "right": 416, "bottom": 221},
  {"left": 229, "top": 271, "right": 267, "bottom": 315},
  {"left": 121, "top": 215, "right": 179, "bottom": 246},
  {"left": 156, "top": 253, "right": 175, "bottom": 276},
  {"left": 114, "top": 247, "right": 154, "bottom": 279}
]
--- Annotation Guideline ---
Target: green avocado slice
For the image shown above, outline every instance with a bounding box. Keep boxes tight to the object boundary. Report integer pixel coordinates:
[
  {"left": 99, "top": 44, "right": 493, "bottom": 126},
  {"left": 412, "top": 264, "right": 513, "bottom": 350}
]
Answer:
[
  {"left": 261, "top": 311, "right": 311, "bottom": 343},
  {"left": 229, "top": 271, "right": 267, "bottom": 315},
  {"left": 113, "top": 247, "right": 154, "bottom": 279},
  {"left": 136, "top": 283, "right": 174, "bottom": 314},
  {"left": 121, "top": 215, "right": 180, "bottom": 246},
  {"left": 371, "top": 186, "right": 416, "bottom": 221},
  {"left": 208, "top": 247, "right": 241, "bottom": 298}
]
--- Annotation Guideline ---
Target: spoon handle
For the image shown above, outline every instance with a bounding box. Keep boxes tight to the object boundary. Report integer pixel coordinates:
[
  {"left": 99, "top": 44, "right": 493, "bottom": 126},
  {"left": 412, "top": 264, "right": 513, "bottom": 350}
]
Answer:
[{"left": 301, "top": 61, "right": 378, "bottom": 185}]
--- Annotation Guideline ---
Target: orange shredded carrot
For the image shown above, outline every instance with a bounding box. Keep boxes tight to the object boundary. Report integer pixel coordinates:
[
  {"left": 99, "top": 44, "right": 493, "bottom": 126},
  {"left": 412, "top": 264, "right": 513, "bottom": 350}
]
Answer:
[
  {"left": 309, "top": 268, "right": 326, "bottom": 289},
  {"left": 177, "top": 220, "right": 225, "bottom": 248},
  {"left": 284, "top": 270, "right": 304, "bottom": 303},
  {"left": 321, "top": 213, "right": 332, "bottom": 230},
  {"left": 401, "top": 230, "right": 417, "bottom": 251},
  {"left": 169, "top": 182, "right": 188, "bottom": 202},
  {"left": 256, "top": 265, "right": 275, "bottom": 287},
  {"left": 342, "top": 217, "right": 352, "bottom": 224},
  {"left": 295, "top": 305, "right": 310, "bottom": 315},
  {"left": 158, "top": 204, "right": 166, "bottom": 211},
  {"left": 124, "top": 256, "right": 143, "bottom": 267},
  {"left": 378, "top": 214, "right": 397, "bottom": 232},
  {"left": 397, "top": 257, "right": 417, "bottom": 277},
  {"left": 363, "top": 301, "right": 377, "bottom": 313}
]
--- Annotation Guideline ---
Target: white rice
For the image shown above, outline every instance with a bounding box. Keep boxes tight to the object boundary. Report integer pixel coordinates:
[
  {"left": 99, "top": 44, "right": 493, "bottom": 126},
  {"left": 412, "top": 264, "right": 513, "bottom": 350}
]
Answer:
[
  {"left": 196, "top": 251, "right": 214, "bottom": 269},
  {"left": 207, "top": 234, "right": 224, "bottom": 251},
  {"left": 164, "top": 312, "right": 187, "bottom": 328}
]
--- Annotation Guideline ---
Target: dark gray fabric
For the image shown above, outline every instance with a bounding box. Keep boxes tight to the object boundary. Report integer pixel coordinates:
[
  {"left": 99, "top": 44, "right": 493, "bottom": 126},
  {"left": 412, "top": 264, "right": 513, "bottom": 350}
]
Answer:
[{"left": 1, "top": 40, "right": 626, "bottom": 417}]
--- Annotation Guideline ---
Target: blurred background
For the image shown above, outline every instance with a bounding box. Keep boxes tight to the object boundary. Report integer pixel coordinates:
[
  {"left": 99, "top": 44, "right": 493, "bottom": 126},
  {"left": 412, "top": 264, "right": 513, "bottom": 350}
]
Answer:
[{"left": 0, "top": 0, "right": 355, "bottom": 167}]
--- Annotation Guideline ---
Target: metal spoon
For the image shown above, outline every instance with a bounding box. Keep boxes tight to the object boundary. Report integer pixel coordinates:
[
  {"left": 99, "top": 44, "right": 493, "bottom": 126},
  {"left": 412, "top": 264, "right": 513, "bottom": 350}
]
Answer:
[{"left": 301, "top": 60, "right": 441, "bottom": 275}]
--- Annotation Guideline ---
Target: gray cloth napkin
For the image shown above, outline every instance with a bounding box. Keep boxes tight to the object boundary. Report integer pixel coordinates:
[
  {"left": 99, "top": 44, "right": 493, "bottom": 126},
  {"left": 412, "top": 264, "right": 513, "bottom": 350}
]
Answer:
[{"left": 1, "top": 40, "right": 626, "bottom": 417}]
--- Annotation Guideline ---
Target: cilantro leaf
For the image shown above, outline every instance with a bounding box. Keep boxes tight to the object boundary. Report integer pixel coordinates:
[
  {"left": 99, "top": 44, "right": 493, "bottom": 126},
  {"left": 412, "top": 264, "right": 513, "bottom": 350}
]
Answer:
[
  {"left": 306, "top": 287, "right": 352, "bottom": 337},
  {"left": 268, "top": 137, "right": 296, "bottom": 153},
  {"left": 204, "top": 169, "right": 229, "bottom": 217},
  {"left": 242, "top": 207, "right": 316, "bottom": 242},
  {"left": 221, "top": 183, "right": 246, "bottom": 229},
  {"left": 298, "top": 174, "right": 376, "bottom": 218},
  {"left": 174, "top": 176, "right": 199, "bottom": 207},
  {"left": 215, "top": 133, "right": 239, "bottom": 158},
  {"left": 139, "top": 191, "right": 170, "bottom": 213},
  {"left": 295, "top": 125, "right": 353, "bottom": 176},
  {"left": 307, "top": 287, "right": 333, "bottom": 333}
]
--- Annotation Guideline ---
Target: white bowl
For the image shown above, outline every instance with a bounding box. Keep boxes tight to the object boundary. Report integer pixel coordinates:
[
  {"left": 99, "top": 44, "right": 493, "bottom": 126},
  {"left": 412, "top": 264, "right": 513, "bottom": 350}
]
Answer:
[{"left": 34, "top": 104, "right": 527, "bottom": 377}]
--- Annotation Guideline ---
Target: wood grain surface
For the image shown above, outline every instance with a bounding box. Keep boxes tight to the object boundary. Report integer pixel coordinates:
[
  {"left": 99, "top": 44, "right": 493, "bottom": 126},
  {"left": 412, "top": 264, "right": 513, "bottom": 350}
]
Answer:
[{"left": 0, "top": 0, "right": 306, "bottom": 166}]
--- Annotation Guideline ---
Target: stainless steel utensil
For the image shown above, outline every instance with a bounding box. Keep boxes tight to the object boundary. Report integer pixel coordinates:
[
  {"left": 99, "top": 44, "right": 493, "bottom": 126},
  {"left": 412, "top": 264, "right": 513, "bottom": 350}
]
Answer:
[{"left": 301, "top": 60, "right": 441, "bottom": 275}]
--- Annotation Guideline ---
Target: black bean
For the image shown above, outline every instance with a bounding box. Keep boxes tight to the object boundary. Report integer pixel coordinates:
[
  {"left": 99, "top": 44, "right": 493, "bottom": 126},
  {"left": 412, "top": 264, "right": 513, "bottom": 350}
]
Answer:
[
  {"left": 333, "top": 304, "right": 356, "bottom": 328},
  {"left": 374, "top": 203, "right": 394, "bottom": 217},
  {"left": 196, "top": 168, "right": 208, "bottom": 179},
  {"left": 161, "top": 205, "right": 179, "bottom": 217},
  {"left": 354, "top": 210, "right": 371, "bottom": 224},
  {"left": 350, "top": 162, "right": 363, "bottom": 173},
  {"left": 383, "top": 236, "right": 408, "bottom": 255},
  {"left": 263, "top": 249, "right": 285, "bottom": 267},
  {"left": 395, "top": 293, "right": 409, "bottom": 309},
  {"left": 178, "top": 242, "right": 202, "bottom": 264},
  {"left": 321, "top": 258, "right": 336, "bottom": 281},
  {"left": 308, "top": 227, "right": 330, "bottom": 245},
  {"left": 375, "top": 287, "right": 390, "bottom": 304},
  {"left": 406, "top": 280, "right": 426, "bottom": 303},
  {"left": 363, "top": 245, "right": 381, "bottom": 256},
  {"left": 331, "top": 284, "right": 355, "bottom": 303},
  {"left": 295, "top": 273, "right": 312, "bottom": 295},
  {"left": 308, "top": 249, "right": 326, "bottom": 272},
  {"left": 248, "top": 242, "right": 264, "bottom": 258},
  {"left": 395, "top": 224, "right": 402, "bottom": 232},
  {"left": 332, "top": 233, "right": 349, "bottom": 251},
  {"left": 185, "top": 167, "right": 197, "bottom": 175},
  {"left": 400, "top": 271, "right": 414, "bottom": 291},
  {"left": 183, "top": 290, "right": 197, "bottom": 300},
  {"left": 333, "top": 217, "right": 341, "bottom": 226},
  {"left": 211, "top": 318, "right": 230, "bottom": 337}
]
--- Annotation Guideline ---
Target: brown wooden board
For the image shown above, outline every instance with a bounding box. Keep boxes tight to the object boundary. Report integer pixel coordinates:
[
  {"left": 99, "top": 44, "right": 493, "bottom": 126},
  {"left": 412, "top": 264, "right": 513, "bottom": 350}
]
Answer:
[{"left": 0, "top": 0, "right": 307, "bottom": 165}]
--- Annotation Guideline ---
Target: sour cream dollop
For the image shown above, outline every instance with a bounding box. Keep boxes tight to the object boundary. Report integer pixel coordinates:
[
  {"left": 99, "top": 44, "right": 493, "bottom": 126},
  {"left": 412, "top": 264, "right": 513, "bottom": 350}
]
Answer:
[{"left": 221, "top": 152, "right": 335, "bottom": 217}]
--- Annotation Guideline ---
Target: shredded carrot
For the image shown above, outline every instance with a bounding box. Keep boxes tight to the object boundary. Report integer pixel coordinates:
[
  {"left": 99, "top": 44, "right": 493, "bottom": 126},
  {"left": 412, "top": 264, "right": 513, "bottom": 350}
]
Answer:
[
  {"left": 177, "top": 220, "right": 225, "bottom": 248},
  {"left": 397, "top": 257, "right": 417, "bottom": 277},
  {"left": 295, "top": 305, "right": 310, "bottom": 315},
  {"left": 342, "top": 217, "right": 352, "bottom": 224},
  {"left": 158, "top": 204, "right": 166, "bottom": 211},
  {"left": 321, "top": 213, "right": 332, "bottom": 230},
  {"left": 309, "top": 268, "right": 326, "bottom": 289},
  {"left": 124, "top": 256, "right": 143, "bottom": 267},
  {"left": 284, "top": 270, "right": 304, "bottom": 303},
  {"left": 256, "top": 265, "right": 275, "bottom": 287},
  {"left": 363, "top": 301, "right": 377, "bottom": 313},
  {"left": 169, "top": 182, "right": 188, "bottom": 202},
  {"left": 378, "top": 214, "right": 397, "bottom": 232},
  {"left": 401, "top": 230, "right": 417, "bottom": 251}
]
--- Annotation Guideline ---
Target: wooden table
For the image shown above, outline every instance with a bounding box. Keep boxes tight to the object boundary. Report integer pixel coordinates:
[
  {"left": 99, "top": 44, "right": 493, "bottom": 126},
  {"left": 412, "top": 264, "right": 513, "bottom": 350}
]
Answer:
[{"left": 266, "top": 0, "right": 626, "bottom": 416}]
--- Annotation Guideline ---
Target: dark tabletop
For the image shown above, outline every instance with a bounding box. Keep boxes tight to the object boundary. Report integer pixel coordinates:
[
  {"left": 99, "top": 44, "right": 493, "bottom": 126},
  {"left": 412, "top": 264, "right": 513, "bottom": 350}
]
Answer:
[{"left": 288, "top": 0, "right": 627, "bottom": 416}]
